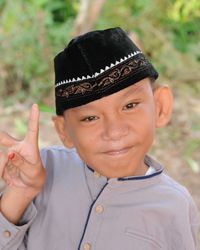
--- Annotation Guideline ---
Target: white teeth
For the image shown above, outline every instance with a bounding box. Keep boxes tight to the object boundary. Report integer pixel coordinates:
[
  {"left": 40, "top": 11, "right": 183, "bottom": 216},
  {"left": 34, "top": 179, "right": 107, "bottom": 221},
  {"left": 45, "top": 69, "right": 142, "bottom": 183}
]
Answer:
[{"left": 55, "top": 51, "right": 142, "bottom": 88}]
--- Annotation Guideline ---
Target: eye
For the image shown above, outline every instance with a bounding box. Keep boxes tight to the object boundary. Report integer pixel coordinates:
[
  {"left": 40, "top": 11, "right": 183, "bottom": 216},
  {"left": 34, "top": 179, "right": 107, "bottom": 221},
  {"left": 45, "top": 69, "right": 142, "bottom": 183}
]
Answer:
[
  {"left": 123, "top": 102, "right": 138, "bottom": 110},
  {"left": 81, "top": 115, "right": 99, "bottom": 122}
]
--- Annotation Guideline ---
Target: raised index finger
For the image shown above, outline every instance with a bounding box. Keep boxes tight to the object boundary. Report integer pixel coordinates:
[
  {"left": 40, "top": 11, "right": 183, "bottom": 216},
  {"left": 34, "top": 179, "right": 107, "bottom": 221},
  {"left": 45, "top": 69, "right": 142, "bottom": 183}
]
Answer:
[{"left": 25, "top": 104, "right": 40, "bottom": 143}]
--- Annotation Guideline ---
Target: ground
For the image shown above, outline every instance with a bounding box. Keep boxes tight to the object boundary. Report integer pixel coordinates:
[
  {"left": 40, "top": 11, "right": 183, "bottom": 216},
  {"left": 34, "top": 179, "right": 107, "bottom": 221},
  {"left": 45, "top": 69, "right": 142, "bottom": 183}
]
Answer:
[{"left": 0, "top": 81, "right": 200, "bottom": 246}]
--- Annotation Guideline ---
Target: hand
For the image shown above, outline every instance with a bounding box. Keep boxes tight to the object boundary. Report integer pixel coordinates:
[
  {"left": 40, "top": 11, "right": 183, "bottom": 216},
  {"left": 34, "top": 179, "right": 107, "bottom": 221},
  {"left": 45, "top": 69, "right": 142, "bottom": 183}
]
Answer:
[
  {"left": 0, "top": 104, "right": 45, "bottom": 224},
  {"left": 0, "top": 104, "right": 45, "bottom": 197}
]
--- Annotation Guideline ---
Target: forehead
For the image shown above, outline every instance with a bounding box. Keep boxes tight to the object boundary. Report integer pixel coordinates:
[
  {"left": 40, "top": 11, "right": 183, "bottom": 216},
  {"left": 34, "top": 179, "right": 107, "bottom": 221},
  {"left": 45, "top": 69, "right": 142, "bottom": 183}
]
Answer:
[{"left": 65, "top": 78, "right": 152, "bottom": 114}]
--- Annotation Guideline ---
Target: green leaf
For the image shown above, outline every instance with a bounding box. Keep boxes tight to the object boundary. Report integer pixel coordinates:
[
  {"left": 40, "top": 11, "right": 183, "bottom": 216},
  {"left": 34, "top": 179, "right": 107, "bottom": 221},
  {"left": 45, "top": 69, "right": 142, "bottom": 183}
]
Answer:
[
  {"left": 39, "top": 103, "right": 54, "bottom": 113},
  {"left": 186, "top": 158, "right": 200, "bottom": 173}
]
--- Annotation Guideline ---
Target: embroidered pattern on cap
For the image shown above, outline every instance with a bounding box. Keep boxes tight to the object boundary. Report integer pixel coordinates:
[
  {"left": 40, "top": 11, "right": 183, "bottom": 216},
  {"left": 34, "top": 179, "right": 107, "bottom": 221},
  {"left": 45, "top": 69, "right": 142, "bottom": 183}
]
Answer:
[{"left": 56, "top": 53, "right": 149, "bottom": 99}]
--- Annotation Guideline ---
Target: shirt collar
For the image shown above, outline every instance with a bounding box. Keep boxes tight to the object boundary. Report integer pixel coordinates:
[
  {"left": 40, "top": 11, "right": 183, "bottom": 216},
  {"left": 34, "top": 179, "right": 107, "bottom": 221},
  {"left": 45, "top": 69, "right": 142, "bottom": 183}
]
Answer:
[
  {"left": 86, "top": 155, "right": 163, "bottom": 181},
  {"left": 84, "top": 155, "right": 164, "bottom": 200}
]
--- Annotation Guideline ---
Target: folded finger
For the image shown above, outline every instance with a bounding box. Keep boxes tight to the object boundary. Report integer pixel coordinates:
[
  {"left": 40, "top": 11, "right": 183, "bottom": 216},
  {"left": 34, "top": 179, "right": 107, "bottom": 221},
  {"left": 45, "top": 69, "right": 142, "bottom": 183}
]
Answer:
[
  {"left": 7, "top": 151, "right": 39, "bottom": 175},
  {"left": 7, "top": 152, "right": 24, "bottom": 169}
]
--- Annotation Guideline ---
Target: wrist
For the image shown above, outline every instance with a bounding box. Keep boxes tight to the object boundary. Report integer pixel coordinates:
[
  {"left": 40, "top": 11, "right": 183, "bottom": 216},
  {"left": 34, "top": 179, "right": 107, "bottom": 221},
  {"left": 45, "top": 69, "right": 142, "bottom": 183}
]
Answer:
[{"left": 0, "top": 185, "right": 39, "bottom": 224}]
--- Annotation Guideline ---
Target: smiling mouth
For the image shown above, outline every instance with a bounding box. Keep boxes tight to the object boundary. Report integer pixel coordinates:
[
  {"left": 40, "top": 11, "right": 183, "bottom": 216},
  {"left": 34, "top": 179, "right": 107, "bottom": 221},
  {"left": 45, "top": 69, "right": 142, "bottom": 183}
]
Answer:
[{"left": 104, "top": 146, "right": 132, "bottom": 156}]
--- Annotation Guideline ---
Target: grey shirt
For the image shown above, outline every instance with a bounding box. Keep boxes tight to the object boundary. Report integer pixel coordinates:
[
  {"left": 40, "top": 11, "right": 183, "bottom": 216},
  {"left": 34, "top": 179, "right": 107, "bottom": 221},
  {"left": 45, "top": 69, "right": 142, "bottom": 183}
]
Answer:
[{"left": 0, "top": 146, "right": 199, "bottom": 250}]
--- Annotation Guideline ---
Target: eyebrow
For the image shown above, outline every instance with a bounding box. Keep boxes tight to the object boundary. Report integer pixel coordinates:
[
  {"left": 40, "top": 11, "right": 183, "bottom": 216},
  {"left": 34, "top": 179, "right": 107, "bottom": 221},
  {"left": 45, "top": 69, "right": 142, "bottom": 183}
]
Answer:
[{"left": 122, "top": 84, "right": 144, "bottom": 98}]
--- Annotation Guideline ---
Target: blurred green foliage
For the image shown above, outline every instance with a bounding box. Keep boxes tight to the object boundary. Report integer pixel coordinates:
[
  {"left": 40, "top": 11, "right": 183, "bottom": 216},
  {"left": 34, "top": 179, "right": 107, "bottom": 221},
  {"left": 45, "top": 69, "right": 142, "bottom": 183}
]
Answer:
[
  {"left": 0, "top": 0, "right": 78, "bottom": 104},
  {"left": 0, "top": 0, "right": 199, "bottom": 106}
]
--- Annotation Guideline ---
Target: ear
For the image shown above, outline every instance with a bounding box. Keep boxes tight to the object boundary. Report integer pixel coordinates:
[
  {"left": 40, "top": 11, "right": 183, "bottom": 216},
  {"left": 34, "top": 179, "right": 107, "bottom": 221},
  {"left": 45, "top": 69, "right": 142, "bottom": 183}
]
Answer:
[
  {"left": 52, "top": 116, "right": 75, "bottom": 148},
  {"left": 153, "top": 85, "right": 173, "bottom": 128}
]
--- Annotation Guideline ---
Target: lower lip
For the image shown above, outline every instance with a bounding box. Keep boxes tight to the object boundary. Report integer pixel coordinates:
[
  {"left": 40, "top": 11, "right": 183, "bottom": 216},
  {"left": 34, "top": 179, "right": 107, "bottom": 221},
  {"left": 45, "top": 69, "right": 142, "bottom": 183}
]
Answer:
[{"left": 105, "top": 147, "right": 131, "bottom": 156}]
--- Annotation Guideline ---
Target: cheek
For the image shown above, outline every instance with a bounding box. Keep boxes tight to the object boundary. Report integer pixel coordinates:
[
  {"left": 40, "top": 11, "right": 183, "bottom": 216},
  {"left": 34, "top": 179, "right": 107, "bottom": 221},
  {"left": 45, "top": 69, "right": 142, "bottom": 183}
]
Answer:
[
  {"left": 69, "top": 127, "right": 98, "bottom": 151},
  {"left": 145, "top": 110, "right": 156, "bottom": 141},
  {"left": 135, "top": 106, "right": 156, "bottom": 138},
  {"left": 71, "top": 132, "right": 99, "bottom": 165},
  {"left": 143, "top": 100, "right": 156, "bottom": 122}
]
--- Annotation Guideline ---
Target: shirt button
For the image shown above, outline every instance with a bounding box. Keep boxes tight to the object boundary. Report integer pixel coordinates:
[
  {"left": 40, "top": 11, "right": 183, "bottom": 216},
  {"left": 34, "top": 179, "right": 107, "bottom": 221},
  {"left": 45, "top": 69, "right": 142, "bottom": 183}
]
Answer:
[
  {"left": 94, "top": 171, "right": 101, "bottom": 178},
  {"left": 95, "top": 204, "right": 104, "bottom": 214},
  {"left": 83, "top": 242, "right": 91, "bottom": 250},
  {"left": 3, "top": 230, "right": 11, "bottom": 238}
]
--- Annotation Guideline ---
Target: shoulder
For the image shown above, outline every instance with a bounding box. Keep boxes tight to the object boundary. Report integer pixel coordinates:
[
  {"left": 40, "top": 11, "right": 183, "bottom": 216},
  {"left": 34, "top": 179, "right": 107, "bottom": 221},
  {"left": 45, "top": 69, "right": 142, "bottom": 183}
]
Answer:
[
  {"left": 40, "top": 145, "right": 76, "bottom": 157},
  {"left": 162, "top": 174, "right": 199, "bottom": 227},
  {"left": 40, "top": 145, "right": 85, "bottom": 174},
  {"left": 161, "top": 173, "right": 190, "bottom": 197},
  {"left": 148, "top": 155, "right": 197, "bottom": 209},
  {"left": 35, "top": 146, "right": 86, "bottom": 203},
  {"left": 147, "top": 155, "right": 193, "bottom": 203},
  {"left": 160, "top": 173, "right": 198, "bottom": 211},
  {"left": 40, "top": 145, "right": 81, "bottom": 164}
]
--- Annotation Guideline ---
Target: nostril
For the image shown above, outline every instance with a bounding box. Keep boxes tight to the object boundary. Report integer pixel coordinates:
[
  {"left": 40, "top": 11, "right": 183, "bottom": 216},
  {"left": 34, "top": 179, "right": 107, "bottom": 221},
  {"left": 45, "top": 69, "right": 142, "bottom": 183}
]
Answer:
[{"left": 102, "top": 126, "right": 129, "bottom": 141}]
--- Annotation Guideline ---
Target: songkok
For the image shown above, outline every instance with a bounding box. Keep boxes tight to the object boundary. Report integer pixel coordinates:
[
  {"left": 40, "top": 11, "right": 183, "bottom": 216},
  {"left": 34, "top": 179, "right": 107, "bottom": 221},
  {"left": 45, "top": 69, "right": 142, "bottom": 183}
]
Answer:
[{"left": 54, "top": 27, "right": 158, "bottom": 115}]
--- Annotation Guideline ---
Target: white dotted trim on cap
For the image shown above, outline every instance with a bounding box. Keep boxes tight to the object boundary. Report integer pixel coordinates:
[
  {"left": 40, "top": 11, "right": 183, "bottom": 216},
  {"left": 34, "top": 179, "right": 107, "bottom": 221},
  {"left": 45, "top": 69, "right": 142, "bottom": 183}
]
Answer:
[{"left": 55, "top": 51, "right": 142, "bottom": 88}]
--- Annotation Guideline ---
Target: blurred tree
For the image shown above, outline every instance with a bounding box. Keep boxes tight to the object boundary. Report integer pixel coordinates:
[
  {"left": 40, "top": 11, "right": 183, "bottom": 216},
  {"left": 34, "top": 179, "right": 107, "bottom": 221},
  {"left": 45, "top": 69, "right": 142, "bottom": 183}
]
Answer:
[
  {"left": 0, "top": 0, "right": 77, "bottom": 106},
  {"left": 0, "top": 0, "right": 199, "bottom": 106},
  {"left": 72, "top": 0, "right": 106, "bottom": 37}
]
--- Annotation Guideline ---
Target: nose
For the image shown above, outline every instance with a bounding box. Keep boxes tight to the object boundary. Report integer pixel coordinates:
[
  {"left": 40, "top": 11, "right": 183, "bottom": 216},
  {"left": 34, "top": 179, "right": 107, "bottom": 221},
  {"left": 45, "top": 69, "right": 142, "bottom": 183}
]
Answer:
[{"left": 102, "top": 114, "right": 129, "bottom": 141}]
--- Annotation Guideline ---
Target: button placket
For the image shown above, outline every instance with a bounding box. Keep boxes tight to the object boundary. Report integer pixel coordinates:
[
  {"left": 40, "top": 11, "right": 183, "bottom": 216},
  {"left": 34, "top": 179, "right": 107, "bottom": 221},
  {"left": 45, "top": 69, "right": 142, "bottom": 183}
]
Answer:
[{"left": 79, "top": 182, "right": 108, "bottom": 250}]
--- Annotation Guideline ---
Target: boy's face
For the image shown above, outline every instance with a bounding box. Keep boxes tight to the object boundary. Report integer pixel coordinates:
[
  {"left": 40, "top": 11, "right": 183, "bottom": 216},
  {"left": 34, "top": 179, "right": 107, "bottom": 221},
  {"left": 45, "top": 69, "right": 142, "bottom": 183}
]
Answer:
[{"left": 56, "top": 78, "right": 171, "bottom": 178}]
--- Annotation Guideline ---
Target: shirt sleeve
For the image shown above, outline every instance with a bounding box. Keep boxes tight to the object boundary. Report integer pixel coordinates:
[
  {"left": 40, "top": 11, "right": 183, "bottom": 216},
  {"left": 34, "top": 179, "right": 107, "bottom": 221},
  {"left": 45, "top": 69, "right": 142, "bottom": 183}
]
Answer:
[
  {"left": 0, "top": 202, "right": 37, "bottom": 250},
  {"left": 188, "top": 194, "right": 200, "bottom": 249}
]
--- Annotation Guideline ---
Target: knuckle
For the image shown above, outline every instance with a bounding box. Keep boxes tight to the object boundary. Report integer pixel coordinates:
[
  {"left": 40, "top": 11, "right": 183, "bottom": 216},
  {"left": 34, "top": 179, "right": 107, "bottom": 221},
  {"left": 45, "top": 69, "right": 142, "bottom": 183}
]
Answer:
[
  {"left": 12, "top": 155, "right": 24, "bottom": 167},
  {"left": 28, "top": 171, "right": 38, "bottom": 181},
  {"left": 29, "top": 163, "right": 44, "bottom": 180}
]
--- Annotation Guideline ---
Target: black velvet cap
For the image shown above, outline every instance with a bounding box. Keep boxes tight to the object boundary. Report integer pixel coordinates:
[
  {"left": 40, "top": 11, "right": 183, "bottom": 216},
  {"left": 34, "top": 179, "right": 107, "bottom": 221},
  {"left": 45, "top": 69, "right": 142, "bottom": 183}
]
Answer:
[{"left": 54, "top": 27, "right": 158, "bottom": 115}]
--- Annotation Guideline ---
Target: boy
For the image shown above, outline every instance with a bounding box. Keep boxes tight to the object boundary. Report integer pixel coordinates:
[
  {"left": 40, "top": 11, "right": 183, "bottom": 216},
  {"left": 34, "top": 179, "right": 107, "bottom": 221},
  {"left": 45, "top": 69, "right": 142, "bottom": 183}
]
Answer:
[{"left": 0, "top": 27, "right": 199, "bottom": 250}]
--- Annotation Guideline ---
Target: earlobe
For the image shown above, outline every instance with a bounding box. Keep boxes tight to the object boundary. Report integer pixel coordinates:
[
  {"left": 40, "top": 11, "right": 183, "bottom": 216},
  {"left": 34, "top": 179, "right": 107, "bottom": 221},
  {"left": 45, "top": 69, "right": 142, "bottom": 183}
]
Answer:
[
  {"left": 52, "top": 116, "right": 74, "bottom": 148},
  {"left": 153, "top": 85, "right": 173, "bottom": 128}
]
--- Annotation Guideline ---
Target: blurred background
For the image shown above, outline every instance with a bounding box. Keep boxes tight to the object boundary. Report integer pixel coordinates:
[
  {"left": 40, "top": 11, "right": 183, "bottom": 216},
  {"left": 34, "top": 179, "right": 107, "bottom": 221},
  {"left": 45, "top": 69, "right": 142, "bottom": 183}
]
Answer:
[{"left": 0, "top": 0, "right": 200, "bottom": 243}]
